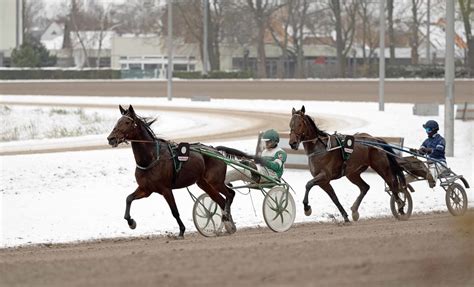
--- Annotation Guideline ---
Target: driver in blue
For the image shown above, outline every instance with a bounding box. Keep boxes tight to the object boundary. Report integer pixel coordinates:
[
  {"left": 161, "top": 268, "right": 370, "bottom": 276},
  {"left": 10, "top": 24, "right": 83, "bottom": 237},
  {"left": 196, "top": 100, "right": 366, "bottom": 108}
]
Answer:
[
  {"left": 418, "top": 120, "right": 446, "bottom": 163},
  {"left": 411, "top": 120, "right": 447, "bottom": 187}
]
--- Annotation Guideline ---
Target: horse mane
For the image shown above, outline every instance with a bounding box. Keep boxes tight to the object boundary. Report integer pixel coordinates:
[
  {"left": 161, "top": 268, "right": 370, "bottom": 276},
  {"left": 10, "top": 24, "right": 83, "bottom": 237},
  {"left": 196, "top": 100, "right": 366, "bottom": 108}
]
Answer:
[
  {"left": 304, "top": 114, "right": 328, "bottom": 137},
  {"left": 133, "top": 114, "right": 166, "bottom": 142}
]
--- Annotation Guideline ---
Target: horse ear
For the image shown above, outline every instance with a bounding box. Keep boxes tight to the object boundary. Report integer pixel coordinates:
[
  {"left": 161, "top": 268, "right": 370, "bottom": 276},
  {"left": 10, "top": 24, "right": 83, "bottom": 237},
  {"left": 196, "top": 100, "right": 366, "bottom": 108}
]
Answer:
[
  {"left": 128, "top": 105, "right": 135, "bottom": 115},
  {"left": 301, "top": 105, "right": 306, "bottom": 114},
  {"left": 119, "top": 105, "right": 126, "bottom": 115},
  {"left": 292, "top": 107, "right": 296, "bottom": 114}
]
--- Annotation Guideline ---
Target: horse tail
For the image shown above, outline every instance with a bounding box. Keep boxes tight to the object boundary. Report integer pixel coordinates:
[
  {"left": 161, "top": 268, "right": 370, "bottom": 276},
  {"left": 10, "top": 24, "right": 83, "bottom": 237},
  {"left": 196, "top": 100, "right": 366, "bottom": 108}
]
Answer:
[
  {"left": 376, "top": 139, "right": 406, "bottom": 190},
  {"left": 215, "top": 146, "right": 254, "bottom": 160}
]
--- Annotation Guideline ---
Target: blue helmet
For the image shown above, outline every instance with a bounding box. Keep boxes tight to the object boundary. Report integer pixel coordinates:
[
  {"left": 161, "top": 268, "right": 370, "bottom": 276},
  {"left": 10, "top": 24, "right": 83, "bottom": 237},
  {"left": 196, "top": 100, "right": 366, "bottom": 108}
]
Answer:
[{"left": 423, "top": 120, "right": 439, "bottom": 132}]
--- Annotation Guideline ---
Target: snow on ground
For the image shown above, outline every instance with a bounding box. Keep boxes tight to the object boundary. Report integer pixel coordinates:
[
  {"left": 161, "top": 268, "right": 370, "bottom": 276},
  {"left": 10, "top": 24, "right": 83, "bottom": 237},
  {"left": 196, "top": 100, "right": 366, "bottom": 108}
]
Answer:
[{"left": 0, "top": 96, "right": 473, "bottom": 247}]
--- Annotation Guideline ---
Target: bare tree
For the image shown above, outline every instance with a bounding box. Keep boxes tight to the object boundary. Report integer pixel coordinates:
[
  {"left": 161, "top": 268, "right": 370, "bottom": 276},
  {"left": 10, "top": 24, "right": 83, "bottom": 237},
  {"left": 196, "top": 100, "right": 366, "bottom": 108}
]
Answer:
[
  {"left": 91, "top": 2, "right": 112, "bottom": 68},
  {"left": 409, "top": 0, "right": 425, "bottom": 65},
  {"left": 69, "top": 0, "right": 91, "bottom": 67},
  {"left": 290, "top": 0, "right": 310, "bottom": 78},
  {"left": 113, "top": 0, "right": 161, "bottom": 35},
  {"left": 174, "top": 0, "right": 226, "bottom": 71},
  {"left": 267, "top": 2, "right": 290, "bottom": 78},
  {"left": 459, "top": 0, "right": 474, "bottom": 75},
  {"left": 387, "top": 0, "right": 395, "bottom": 64},
  {"left": 267, "top": 0, "right": 308, "bottom": 78},
  {"left": 22, "top": 0, "right": 46, "bottom": 41},
  {"left": 357, "top": 0, "right": 379, "bottom": 67},
  {"left": 246, "top": 0, "right": 283, "bottom": 78},
  {"left": 329, "top": 0, "right": 358, "bottom": 77}
]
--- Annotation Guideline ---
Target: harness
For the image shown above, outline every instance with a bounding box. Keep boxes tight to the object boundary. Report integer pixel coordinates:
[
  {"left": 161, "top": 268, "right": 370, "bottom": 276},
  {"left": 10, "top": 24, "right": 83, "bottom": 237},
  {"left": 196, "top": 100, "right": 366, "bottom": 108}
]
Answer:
[
  {"left": 291, "top": 113, "right": 353, "bottom": 177},
  {"left": 121, "top": 114, "right": 188, "bottom": 183},
  {"left": 167, "top": 142, "right": 185, "bottom": 183},
  {"left": 136, "top": 141, "right": 161, "bottom": 171}
]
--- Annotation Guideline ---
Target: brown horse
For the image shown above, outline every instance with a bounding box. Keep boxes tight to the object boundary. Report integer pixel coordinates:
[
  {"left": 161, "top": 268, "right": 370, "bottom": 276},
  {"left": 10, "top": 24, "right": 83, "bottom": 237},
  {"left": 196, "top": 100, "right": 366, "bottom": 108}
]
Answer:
[
  {"left": 289, "top": 106, "right": 406, "bottom": 222},
  {"left": 107, "top": 105, "right": 236, "bottom": 238}
]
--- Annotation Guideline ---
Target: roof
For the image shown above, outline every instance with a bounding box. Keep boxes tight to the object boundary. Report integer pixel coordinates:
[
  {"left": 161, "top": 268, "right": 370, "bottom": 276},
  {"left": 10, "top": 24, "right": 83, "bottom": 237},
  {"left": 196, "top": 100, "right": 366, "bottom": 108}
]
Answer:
[{"left": 42, "top": 31, "right": 115, "bottom": 51}]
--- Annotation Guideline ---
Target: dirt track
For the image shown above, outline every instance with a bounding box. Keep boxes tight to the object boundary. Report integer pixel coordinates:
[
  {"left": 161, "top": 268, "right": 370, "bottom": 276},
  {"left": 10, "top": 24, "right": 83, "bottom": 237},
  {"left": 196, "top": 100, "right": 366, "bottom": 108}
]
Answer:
[
  {"left": 1, "top": 211, "right": 473, "bottom": 287},
  {"left": 2, "top": 81, "right": 473, "bottom": 286}
]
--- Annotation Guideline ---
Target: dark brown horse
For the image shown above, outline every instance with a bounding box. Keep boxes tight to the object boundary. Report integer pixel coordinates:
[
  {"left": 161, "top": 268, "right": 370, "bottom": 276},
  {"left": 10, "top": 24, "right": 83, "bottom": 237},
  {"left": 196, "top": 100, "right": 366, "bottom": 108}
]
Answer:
[
  {"left": 289, "top": 106, "right": 406, "bottom": 222},
  {"left": 107, "top": 105, "right": 235, "bottom": 238}
]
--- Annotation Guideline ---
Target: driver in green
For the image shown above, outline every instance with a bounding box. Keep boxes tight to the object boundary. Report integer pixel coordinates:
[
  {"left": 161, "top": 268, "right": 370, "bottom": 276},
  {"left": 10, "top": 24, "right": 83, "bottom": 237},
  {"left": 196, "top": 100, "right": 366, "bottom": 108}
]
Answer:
[{"left": 225, "top": 129, "right": 287, "bottom": 185}]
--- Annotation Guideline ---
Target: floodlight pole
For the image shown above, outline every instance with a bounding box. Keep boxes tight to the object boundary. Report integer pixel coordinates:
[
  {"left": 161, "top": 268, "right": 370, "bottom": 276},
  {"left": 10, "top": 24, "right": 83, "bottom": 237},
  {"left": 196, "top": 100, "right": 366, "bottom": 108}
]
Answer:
[
  {"left": 167, "top": 0, "right": 173, "bottom": 101},
  {"left": 445, "top": 0, "right": 455, "bottom": 156},
  {"left": 426, "top": 0, "right": 431, "bottom": 64},
  {"left": 378, "top": 0, "right": 385, "bottom": 111},
  {"left": 202, "top": 0, "right": 209, "bottom": 76}
]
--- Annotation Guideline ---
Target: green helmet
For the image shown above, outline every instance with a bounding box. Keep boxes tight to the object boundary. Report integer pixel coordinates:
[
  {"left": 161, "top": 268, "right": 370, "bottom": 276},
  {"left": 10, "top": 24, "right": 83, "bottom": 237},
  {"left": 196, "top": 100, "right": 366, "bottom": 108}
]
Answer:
[{"left": 262, "top": 129, "right": 279, "bottom": 144}]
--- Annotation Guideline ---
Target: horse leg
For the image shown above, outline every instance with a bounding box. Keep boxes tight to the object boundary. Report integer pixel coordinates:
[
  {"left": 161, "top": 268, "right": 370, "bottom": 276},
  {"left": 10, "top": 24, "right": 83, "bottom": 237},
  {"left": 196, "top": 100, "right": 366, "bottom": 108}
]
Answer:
[
  {"left": 223, "top": 185, "right": 235, "bottom": 219},
  {"left": 320, "top": 183, "right": 350, "bottom": 223},
  {"left": 371, "top": 161, "right": 405, "bottom": 215},
  {"left": 346, "top": 173, "right": 370, "bottom": 221},
  {"left": 161, "top": 188, "right": 186, "bottom": 238},
  {"left": 303, "top": 172, "right": 328, "bottom": 216},
  {"left": 124, "top": 187, "right": 152, "bottom": 229}
]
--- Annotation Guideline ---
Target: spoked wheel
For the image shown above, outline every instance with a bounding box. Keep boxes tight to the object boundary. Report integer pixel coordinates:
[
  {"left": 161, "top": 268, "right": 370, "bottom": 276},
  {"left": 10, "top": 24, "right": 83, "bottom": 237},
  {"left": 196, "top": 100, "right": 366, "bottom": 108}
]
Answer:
[
  {"left": 192, "top": 193, "right": 224, "bottom": 237},
  {"left": 262, "top": 186, "right": 296, "bottom": 232},
  {"left": 390, "top": 188, "right": 413, "bottom": 221},
  {"left": 445, "top": 183, "right": 468, "bottom": 216}
]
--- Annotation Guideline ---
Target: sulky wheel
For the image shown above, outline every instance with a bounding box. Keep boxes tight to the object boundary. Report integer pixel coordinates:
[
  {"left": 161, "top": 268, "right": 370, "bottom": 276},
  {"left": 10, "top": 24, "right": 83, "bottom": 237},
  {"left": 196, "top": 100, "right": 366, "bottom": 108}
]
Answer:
[
  {"left": 390, "top": 188, "right": 413, "bottom": 221},
  {"left": 445, "top": 183, "right": 468, "bottom": 216},
  {"left": 192, "top": 193, "right": 224, "bottom": 237},
  {"left": 262, "top": 186, "right": 296, "bottom": 232}
]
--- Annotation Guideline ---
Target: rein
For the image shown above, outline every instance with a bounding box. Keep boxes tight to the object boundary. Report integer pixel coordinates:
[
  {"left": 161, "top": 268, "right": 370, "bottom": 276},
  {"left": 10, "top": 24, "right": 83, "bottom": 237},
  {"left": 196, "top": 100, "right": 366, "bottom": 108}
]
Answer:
[
  {"left": 291, "top": 114, "right": 342, "bottom": 157},
  {"left": 124, "top": 115, "right": 162, "bottom": 170},
  {"left": 134, "top": 141, "right": 161, "bottom": 171}
]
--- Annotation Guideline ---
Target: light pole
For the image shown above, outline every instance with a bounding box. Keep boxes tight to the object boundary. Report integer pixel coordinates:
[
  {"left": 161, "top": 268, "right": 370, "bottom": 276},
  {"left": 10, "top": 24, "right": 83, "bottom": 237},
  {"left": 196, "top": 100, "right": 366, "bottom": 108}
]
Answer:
[
  {"left": 202, "top": 0, "right": 209, "bottom": 76},
  {"left": 379, "top": 0, "right": 385, "bottom": 111},
  {"left": 167, "top": 0, "right": 173, "bottom": 101},
  {"left": 426, "top": 0, "right": 431, "bottom": 64},
  {"left": 445, "top": 0, "right": 455, "bottom": 156}
]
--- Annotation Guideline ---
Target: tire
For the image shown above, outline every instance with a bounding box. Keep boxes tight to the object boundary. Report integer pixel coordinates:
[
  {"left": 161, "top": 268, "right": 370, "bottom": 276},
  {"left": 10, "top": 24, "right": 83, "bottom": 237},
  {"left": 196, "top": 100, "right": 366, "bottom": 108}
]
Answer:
[
  {"left": 445, "top": 183, "right": 468, "bottom": 216},
  {"left": 390, "top": 188, "right": 413, "bottom": 221},
  {"left": 262, "top": 186, "right": 296, "bottom": 232},
  {"left": 192, "top": 193, "right": 224, "bottom": 237}
]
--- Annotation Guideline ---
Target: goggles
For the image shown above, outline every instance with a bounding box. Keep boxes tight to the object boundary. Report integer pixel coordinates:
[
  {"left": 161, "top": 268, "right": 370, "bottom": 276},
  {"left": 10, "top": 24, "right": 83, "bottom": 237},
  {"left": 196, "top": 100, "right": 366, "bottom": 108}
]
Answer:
[{"left": 424, "top": 127, "right": 432, "bottom": 133}]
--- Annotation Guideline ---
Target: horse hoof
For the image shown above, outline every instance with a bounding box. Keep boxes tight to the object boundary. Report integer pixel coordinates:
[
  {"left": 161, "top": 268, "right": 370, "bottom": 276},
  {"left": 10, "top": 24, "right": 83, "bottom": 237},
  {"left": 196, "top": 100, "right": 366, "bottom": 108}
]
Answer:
[
  {"left": 304, "top": 207, "right": 312, "bottom": 216},
  {"left": 224, "top": 221, "right": 237, "bottom": 234},
  {"left": 128, "top": 219, "right": 137, "bottom": 230},
  {"left": 352, "top": 211, "right": 360, "bottom": 221}
]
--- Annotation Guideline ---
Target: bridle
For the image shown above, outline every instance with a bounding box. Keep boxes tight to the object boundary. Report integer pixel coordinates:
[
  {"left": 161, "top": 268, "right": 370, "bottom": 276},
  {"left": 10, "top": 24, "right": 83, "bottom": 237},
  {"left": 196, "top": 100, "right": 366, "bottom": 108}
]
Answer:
[
  {"left": 290, "top": 113, "right": 342, "bottom": 157},
  {"left": 115, "top": 114, "right": 162, "bottom": 170},
  {"left": 290, "top": 113, "right": 326, "bottom": 145},
  {"left": 118, "top": 115, "right": 157, "bottom": 144}
]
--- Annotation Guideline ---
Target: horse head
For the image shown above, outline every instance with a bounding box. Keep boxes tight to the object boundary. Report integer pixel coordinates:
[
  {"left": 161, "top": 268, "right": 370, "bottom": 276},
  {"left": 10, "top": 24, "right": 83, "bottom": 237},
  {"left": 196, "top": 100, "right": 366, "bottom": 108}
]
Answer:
[
  {"left": 107, "top": 105, "right": 140, "bottom": 147},
  {"left": 289, "top": 105, "right": 307, "bottom": 150}
]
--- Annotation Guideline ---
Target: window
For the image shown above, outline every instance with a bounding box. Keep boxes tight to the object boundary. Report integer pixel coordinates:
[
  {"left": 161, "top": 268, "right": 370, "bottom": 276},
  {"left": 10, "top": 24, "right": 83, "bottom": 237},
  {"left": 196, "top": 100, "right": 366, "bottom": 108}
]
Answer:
[
  {"left": 144, "top": 64, "right": 158, "bottom": 70},
  {"left": 129, "top": 63, "right": 142, "bottom": 70},
  {"left": 174, "top": 64, "right": 188, "bottom": 71}
]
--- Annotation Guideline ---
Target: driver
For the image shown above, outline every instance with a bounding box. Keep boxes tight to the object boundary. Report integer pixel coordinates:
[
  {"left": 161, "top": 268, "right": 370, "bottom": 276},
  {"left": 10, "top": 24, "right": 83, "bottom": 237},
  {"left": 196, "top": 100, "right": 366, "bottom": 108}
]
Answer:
[
  {"left": 225, "top": 129, "right": 287, "bottom": 185},
  {"left": 408, "top": 120, "right": 447, "bottom": 187},
  {"left": 417, "top": 120, "right": 446, "bottom": 163}
]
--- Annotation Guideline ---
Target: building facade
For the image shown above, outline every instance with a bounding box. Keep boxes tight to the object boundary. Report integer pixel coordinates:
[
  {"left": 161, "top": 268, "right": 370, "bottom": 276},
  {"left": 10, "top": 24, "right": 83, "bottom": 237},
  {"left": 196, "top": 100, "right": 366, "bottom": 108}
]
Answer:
[
  {"left": 0, "top": 0, "right": 23, "bottom": 66},
  {"left": 111, "top": 34, "right": 200, "bottom": 78}
]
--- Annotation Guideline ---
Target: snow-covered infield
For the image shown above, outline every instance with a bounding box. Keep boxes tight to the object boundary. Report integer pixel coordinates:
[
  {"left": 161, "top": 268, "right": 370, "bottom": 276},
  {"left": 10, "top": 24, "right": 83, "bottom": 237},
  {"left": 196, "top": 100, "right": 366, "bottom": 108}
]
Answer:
[{"left": 1, "top": 95, "right": 472, "bottom": 247}]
